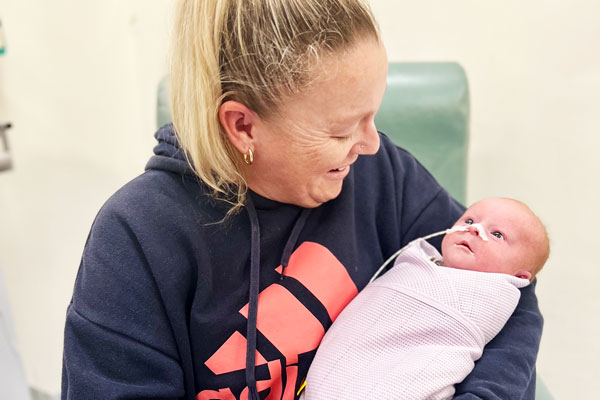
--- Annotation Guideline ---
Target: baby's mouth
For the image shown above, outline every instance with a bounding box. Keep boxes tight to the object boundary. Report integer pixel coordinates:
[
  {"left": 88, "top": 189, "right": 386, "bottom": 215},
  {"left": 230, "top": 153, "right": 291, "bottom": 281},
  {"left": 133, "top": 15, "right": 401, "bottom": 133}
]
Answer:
[{"left": 457, "top": 240, "right": 472, "bottom": 252}]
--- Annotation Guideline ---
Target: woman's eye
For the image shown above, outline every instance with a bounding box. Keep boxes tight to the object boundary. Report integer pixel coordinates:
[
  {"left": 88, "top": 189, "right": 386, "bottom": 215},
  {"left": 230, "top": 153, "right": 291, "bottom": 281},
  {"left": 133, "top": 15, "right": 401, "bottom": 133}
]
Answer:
[
  {"left": 334, "top": 136, "right": 351, "bottom": 141},
  {"left": 464, "top": 218, "right": 474, "bottom": 225},
  {"left": 492, "top": 232, "right": 504, "bottom": 240}
]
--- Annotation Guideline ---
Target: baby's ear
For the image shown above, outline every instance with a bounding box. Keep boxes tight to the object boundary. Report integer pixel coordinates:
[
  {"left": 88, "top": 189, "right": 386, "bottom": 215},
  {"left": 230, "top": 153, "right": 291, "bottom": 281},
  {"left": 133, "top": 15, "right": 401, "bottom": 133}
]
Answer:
[{"left": 515, "top": 270, "right": 532, "bottom": 280}]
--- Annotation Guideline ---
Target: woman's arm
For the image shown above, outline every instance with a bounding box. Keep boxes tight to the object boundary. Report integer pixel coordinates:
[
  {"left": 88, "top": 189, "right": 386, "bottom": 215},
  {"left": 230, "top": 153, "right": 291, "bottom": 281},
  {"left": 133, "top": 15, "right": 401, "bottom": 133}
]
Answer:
[{"left": 62, "top": 203, "right": 186, "bottom": 399}]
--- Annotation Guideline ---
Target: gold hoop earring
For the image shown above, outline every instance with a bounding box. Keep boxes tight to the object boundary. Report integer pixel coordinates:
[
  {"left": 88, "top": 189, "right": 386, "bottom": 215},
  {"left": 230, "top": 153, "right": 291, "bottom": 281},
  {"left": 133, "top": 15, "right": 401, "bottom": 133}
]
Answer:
[{"left": 244, "top": 148, "right": 254, "bottom": 165}]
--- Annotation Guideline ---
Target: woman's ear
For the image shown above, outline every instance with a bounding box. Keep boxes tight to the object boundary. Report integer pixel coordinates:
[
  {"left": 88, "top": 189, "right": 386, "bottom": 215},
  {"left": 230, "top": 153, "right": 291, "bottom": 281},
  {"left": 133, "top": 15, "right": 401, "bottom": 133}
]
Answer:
[{"left": 218, "top": 100, "right": 256, "bottom": 154}]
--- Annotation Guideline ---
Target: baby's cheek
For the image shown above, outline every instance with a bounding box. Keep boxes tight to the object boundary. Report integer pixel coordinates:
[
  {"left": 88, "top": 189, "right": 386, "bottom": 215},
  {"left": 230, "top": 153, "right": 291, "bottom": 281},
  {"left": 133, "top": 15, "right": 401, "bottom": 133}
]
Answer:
[
  {"left": 440, "top": 236, "right": 451, "bottom": 255},
  {"left": 441, "top": 249, "right": 459, "bottom": 269}
]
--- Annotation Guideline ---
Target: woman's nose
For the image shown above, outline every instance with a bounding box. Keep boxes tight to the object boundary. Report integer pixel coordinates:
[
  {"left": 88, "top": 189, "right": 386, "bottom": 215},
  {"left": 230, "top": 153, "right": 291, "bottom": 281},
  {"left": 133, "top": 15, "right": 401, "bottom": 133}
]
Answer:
[{"left": 354, "top": 119, "right": 380, "bottom": 155}]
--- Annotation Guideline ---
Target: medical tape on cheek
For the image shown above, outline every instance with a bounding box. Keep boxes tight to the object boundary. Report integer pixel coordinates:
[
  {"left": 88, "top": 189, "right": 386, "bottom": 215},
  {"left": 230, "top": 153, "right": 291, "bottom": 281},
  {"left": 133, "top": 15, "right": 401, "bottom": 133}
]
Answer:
[{"left": 449, "top": 224, "right": 488, "bottom": 241}]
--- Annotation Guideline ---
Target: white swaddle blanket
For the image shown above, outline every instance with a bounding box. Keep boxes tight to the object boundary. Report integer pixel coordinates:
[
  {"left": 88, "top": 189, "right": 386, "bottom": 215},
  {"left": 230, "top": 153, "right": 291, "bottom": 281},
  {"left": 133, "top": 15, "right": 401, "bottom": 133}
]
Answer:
[{"left": 304, "top": 240, "right": 529, "bottom": 400}]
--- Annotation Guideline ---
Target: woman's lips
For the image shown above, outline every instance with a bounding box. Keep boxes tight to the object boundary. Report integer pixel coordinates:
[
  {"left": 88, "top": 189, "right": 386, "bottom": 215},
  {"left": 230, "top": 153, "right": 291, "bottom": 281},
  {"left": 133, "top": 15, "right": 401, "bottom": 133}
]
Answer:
[
  {"left": 328, "top": 156, "right": 358, "bottom": 174},
  {"left": 330, "top": 166, "right": 348, "bottom": 172},
  {"left": 326, "top": 165, "right": 351, "bottom": 180}
]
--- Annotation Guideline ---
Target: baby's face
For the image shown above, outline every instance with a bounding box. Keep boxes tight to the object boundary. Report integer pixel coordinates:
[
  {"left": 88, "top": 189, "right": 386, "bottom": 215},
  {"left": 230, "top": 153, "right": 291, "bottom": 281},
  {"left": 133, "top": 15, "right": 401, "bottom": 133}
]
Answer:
[{"left": 441, "top": 198, "right": 539, "bottom": 279}]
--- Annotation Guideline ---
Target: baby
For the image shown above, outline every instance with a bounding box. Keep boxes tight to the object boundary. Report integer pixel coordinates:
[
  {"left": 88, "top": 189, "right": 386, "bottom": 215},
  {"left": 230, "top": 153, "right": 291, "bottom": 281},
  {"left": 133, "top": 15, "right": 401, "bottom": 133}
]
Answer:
[{"left": 303, "top": 197, "right": 549, "bottom": 400}]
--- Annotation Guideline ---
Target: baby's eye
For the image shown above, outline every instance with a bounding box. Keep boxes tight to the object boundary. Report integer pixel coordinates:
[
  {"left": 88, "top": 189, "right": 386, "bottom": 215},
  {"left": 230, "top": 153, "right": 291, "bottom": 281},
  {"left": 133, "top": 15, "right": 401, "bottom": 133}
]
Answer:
[
  {"left": 464, "top": 218, "right": 474, "bottom": 225},
  {"left": 492, "top": 232, "right": 504, "bottom": 240}
]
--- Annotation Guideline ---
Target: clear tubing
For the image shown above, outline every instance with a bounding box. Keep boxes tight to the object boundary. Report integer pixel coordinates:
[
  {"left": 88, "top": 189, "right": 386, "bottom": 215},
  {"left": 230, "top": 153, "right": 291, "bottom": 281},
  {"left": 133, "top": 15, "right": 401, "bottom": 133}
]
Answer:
[{"left": 369, "top": 225, "right": 477, "bottom": 284}]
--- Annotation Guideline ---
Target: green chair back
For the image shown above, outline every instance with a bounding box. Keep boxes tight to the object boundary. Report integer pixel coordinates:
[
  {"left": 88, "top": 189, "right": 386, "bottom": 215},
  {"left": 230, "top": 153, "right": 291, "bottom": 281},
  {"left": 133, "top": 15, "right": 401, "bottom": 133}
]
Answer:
[{"left": 374, "top": 62, "right": 469, "bottom": 205}]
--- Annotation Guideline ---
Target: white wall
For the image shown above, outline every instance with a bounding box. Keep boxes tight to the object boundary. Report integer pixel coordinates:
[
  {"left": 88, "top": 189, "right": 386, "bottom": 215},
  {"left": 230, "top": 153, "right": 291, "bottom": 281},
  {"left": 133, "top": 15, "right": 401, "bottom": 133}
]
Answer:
[
  {"left": 0, "top": 0, "right": 597, "bottom": 398},
  {"left": 0, "top": 0, "right": 173, "bottom": 393}
]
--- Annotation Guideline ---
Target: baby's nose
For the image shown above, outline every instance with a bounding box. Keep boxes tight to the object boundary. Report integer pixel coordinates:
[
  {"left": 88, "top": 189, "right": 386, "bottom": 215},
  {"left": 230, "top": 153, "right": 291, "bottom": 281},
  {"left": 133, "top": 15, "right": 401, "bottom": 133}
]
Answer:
[
  {"left": 467, "top": 223, "right": 489, "bottom": 241},
  {"left": 467, "top": 225, "right": 479, "bottom": 235}
]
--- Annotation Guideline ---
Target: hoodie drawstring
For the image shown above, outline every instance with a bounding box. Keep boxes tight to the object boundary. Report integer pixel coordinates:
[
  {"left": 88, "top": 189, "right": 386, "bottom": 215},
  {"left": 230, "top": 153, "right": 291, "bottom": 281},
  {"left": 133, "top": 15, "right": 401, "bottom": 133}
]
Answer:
[
  {"left": 244, "top": 196, "right": 311, "bottom": 399},
  {"left": 280, "top": 208, "right": 311, "bottom": 280},
  {"left": 245, "top": 196, "right": 261, "bottom": 400}
]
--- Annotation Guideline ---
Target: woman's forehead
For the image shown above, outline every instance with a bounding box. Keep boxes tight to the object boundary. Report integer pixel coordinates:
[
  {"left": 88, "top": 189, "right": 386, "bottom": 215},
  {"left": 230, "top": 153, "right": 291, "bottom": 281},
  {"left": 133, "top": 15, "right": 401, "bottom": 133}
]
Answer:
[{"left": 274, "top": 39, "right": 388, "bottom": 127}]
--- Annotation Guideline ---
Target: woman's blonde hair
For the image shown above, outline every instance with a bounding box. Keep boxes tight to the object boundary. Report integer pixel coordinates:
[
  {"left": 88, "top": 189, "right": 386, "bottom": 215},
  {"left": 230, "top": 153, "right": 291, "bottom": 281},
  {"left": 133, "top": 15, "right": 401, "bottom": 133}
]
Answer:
[{"left": 170, "top": 0, "right": 380, "bottom": 215}]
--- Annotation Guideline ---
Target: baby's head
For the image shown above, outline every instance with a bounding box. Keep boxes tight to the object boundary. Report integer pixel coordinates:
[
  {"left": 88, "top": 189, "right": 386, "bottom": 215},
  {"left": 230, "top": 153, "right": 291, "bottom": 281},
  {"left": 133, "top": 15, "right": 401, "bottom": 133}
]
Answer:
[{"left": 441, "top": 198, "right": 549, "bottom": 281}]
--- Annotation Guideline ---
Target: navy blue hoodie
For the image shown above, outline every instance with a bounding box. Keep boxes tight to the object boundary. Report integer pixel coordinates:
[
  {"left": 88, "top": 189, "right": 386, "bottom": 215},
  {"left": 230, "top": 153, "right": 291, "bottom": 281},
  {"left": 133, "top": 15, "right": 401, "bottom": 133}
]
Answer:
[{"left": 62, "top": 125, "right": 542, "bottom": 399}]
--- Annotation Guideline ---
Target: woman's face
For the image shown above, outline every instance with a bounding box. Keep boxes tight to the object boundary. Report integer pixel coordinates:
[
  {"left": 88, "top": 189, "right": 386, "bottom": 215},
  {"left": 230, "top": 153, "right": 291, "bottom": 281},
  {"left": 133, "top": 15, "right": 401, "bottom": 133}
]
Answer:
[{"left": 246, "top": 38, "right": 388, "bottom": 208}]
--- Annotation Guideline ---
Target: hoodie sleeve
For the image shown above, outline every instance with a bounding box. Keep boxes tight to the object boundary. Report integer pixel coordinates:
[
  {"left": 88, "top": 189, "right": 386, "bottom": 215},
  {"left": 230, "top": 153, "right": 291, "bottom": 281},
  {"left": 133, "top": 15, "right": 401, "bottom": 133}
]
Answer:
[
  {"left": 382, "top": 139, "right": 542, "bottom": 399},
  {"left": 61, "top": 203, "right": 185, "bottom": 399}
]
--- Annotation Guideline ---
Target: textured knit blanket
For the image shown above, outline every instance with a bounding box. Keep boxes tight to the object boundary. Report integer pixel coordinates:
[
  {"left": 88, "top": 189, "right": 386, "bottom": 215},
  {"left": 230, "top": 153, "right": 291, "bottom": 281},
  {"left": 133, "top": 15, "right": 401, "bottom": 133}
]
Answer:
[{"left": 304, "top": 240, "right": 529, "bottom": 400}]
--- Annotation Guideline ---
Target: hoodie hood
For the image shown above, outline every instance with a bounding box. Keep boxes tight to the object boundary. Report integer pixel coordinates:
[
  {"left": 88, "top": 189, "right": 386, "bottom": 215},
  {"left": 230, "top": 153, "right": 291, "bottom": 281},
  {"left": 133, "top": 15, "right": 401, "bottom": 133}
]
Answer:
[{"left": 145, "top": 124, "right": 195, "bottom": 177}]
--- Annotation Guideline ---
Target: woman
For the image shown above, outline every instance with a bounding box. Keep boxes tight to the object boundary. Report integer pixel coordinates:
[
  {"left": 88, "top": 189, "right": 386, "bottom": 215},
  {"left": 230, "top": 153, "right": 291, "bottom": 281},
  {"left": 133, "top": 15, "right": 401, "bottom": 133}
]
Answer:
[{"left": 62, "top": 0, "right": 542, "bottom": 399}]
